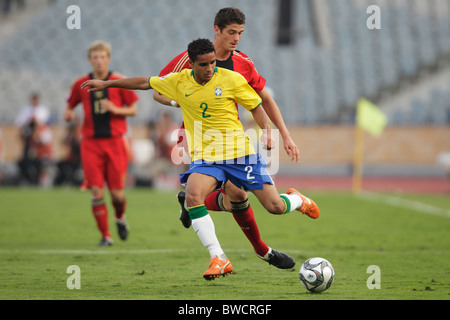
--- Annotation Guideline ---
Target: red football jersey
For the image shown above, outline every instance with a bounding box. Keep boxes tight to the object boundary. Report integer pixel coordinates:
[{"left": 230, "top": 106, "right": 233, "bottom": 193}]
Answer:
[
  {"left": 67, "top": 71, "right": 139, "bottom": 138},
  {"left": 159, "top": 50, "right": 266, "bottom": 93}
]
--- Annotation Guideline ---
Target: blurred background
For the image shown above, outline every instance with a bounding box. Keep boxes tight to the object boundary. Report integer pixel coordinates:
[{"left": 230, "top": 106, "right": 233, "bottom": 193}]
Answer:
[{"left": 0, "top": 0, "right": 449, "bottom": 193}]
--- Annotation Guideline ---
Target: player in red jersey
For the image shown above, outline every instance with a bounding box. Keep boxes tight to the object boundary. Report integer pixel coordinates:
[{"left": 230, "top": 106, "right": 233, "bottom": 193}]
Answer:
[
  {"left": 64, "top": 40, "right": 139, "bottom": 246},
  {"left": 153, "top": 8, "right": 300, "bottom": 269}
]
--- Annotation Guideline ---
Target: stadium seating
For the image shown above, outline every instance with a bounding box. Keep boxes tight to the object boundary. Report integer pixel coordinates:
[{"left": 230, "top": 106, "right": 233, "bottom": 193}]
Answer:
[{"left": 0, "top": 0, "right": 449, "bottom": 125}]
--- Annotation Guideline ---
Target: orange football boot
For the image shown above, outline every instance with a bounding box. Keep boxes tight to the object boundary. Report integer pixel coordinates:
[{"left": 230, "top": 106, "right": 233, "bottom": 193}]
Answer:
[
  {"left": 286, "top": 188, "right": 320, "bottom": 219},
  {"left": 203, "top": 256, "right": 233, "bottom": 280}
]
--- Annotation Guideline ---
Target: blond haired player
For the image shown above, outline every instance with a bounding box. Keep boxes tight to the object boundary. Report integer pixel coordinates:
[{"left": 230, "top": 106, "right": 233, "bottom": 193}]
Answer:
[{"left": 65, "top": 41, "right": 139, "bottom": 246}]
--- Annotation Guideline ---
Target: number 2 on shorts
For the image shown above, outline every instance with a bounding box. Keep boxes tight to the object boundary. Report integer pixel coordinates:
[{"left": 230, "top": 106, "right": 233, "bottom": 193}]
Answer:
[{"left": 245, "top": 165, "right": 255, "bottom": 180}]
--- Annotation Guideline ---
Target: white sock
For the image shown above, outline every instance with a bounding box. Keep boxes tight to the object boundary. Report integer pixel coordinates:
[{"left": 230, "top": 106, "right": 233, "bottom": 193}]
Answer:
[
  {"left": 280, "top": 193, "right": 303, "bottom": 213},
  {"left": 191, "top": 214, "right": 227, "bottom": 260}
]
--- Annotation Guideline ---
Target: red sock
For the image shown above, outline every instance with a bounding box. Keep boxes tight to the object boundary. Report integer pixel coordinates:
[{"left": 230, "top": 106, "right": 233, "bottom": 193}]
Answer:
[
  {"left": 204, "top": 190, "right": 222, "bottom": 211},
  {"left": 113, "top": 199, "right": 126, "bottom": 219},
  {"left": 92, "top": 199, "right": 111, "bottom": 238},
  {"left": 231, "top": 201, "right": 269, "bottom": 257}
]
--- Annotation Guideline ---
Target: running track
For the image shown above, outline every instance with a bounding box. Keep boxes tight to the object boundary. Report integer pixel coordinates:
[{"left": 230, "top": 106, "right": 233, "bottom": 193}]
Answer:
[{"left": 273, "top": 175, "right": 450, "bottom": 194}]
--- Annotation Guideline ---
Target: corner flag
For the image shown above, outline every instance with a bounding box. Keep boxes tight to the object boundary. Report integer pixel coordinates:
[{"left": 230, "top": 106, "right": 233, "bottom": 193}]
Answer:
[
  {"left": 356, "top": 98, "right": 387, "bottom": 137},
  {"left": 353, "top": 98, "right": 387, "bottom": 194}
]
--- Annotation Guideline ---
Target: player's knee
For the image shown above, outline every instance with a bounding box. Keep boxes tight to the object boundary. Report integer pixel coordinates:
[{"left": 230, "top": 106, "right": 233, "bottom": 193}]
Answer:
[
  {"left": 91, "top": 187, "right": 104, "bottom": 200},
  {"left": 265, "top": 200, "right": 286, "bottom": 215},
  {"left": 110, "top": 190, "right": 125, "bottom": 204},
  {"left": 229, "top": 189, "right": 248, "bottom": 202},
  {"left": 223, "top": 182, "right": 247, "bottom": 201},
  {"left": 185, "top": 190, "right": 204, "bottom": 208}
]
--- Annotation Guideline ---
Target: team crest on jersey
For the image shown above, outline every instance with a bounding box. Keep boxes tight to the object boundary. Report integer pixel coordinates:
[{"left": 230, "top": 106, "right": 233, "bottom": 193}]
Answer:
[{"left": 214, "top": 85, "right": 223, "bottom": 97}]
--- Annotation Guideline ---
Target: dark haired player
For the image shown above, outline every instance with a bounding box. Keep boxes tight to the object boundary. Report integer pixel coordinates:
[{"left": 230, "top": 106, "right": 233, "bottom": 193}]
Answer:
[{"left": 153, "top": 8, "right": 304, "bottom": 268}]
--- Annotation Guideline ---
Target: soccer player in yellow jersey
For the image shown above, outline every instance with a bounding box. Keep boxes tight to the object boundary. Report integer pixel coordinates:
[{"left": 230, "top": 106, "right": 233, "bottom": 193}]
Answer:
[
  {"left": 155, "top": 8, "right": 300, "bottom": 273},
  {"left": 81, "top": 39, "right": 319, "bottom": 280}
]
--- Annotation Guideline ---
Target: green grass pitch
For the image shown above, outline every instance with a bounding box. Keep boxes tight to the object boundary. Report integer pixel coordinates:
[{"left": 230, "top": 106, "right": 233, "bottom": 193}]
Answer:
[{"left": 0, "top": 187, "right": 449, "bottom": 301}]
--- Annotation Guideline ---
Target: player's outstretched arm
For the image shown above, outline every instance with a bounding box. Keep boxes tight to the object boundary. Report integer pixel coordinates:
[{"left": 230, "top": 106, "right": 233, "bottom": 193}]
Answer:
[{"left": 81, "top": 77, "right": 151, "bottom": 92}]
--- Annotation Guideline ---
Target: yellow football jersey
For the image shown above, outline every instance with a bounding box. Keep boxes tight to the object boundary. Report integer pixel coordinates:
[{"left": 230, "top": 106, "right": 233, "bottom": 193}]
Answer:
[{"left": 149, "top": 67, "right": 262, "bottom": 162}]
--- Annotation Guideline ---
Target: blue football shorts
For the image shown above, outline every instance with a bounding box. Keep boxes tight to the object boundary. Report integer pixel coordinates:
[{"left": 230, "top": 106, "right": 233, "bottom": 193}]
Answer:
[{"left": 180, "top": 154, "right": 274, "bottom": 191}]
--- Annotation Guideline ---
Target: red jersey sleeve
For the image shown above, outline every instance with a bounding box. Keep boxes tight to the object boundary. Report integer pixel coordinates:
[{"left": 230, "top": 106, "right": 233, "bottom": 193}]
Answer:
[
  {"left": 233, "top": 51, "right": 266, "bottom": 93},
  {"left": 246, "top": 64, "right": 266, "bottom": 93},
  {"left": 66, "top": 76, "right": 87, "bottom": 109},
  {"left": 159, "top": 51, "right": 190, "bottom": 76}
]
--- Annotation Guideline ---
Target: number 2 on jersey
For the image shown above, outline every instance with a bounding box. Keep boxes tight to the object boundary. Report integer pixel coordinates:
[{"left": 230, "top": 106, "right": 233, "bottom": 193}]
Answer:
[{"left": 200, "top": 103, "right": 211, "bottom": 118}]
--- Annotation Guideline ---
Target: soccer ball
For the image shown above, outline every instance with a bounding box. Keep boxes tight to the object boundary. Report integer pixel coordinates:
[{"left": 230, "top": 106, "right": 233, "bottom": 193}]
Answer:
[{"left": 299, "top": 257, "right": 334, "bottom": 293}]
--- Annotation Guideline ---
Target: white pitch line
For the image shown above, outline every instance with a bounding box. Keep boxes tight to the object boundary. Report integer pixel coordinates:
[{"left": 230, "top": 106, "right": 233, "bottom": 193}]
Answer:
[
  {"left": 37, "top": 249, "right": 182, "bottom": 255},
  {"left": 359, "top": 191, "right": 450, "bottom": 218},
  {"left": 0, "top": 248, "right": 253, "bottom": 255},
  {"left": 0, "top": 249, "right": 182, "bottom": 255}
]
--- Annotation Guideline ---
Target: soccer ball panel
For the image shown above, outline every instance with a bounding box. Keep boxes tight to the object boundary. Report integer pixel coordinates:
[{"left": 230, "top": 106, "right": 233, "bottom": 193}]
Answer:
[{"left": 299, "top": 257, "right": 334, "bottom": 293}]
